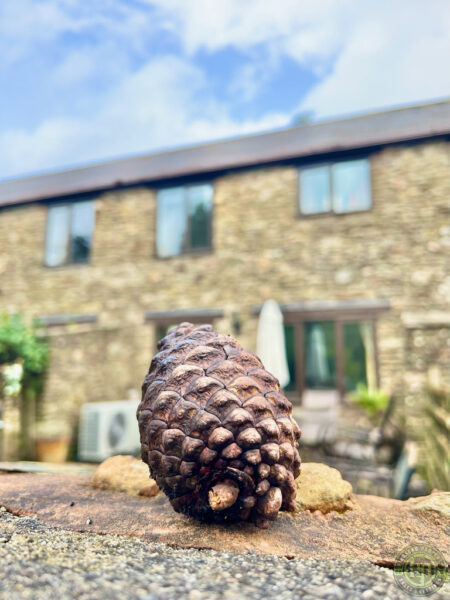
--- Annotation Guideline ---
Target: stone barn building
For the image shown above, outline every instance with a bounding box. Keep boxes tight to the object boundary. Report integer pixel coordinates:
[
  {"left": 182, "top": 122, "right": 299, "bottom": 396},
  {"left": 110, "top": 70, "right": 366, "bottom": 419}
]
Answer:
[{"left": 0, "top": 100, "right": 449, "bottom": 460}]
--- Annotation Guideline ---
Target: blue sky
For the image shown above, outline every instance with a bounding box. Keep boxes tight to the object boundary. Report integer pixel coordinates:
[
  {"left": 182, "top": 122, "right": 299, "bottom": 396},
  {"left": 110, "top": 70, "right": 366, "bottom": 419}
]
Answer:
[{"left": 1, "top": 0, "right": 449, "bottom": 180}]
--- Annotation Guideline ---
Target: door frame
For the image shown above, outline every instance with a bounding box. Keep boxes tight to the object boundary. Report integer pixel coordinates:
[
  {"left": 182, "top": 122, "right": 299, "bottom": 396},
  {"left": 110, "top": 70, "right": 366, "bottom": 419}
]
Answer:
[{"left": 283, "top": 307, "right": 382, "bottom": 403}]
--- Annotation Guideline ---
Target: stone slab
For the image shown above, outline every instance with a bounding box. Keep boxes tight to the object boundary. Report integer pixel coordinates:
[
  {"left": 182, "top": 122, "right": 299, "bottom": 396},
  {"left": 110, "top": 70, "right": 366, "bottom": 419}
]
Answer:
[
  {"left": 0, "top": 473, "right": 448, "bottom": 565},
  {"left": 0, "top": 461, "right": 96, "bottom": 475}
]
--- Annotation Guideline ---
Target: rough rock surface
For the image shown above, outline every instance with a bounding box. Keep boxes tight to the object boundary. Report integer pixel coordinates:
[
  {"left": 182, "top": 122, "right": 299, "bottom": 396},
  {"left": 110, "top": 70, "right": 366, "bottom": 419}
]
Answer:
[
  {"left": 1, "top": 473, "right": 448, "bottom": 566},
  {"left": 407, "top": 490, "right": 450, "bottom": 520},
  {"left": 3, "top": 508, "right": 448, "bottom": 600},
  {"left": 90, "top": 455, "right": 159, "bottom": 497},
  {"left": 296, "top": 463, "right": 353, "bottom": 513}
]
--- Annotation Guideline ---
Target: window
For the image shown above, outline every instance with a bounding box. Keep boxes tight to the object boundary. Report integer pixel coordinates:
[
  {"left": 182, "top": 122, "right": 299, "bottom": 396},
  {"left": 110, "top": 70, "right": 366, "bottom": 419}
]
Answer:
[
  {"left": 304, "top": 321, "right": 336, "bottom": 390},
  {"left": 145, "top": 308, "right": 224, "bottom": 350},
  {"left": 156, "top": 184, "right": 213, "bottom": 258},
  {"left": 343, "top": 321, "right": 376, "bottom": 392},
  {"left": 45, "top": 200, "right": 95, "bottom": 266},
  {"left": 155, "top": 319, "right": 213, "bottom": 350},
  {"left": 298, "top": 166, "right": 331, "bottom": 214},
  {"left": 155, "top": 323, "right": 182, "bottom": 346},
  {"left": 283, "top": 324, "right": 297, "bottom": 392},
  {"left": 299, "top": 159, "right": 371, "bottom": 215},
  {"left": 283, "top": 311, "right": 379, "bottom": 398}
]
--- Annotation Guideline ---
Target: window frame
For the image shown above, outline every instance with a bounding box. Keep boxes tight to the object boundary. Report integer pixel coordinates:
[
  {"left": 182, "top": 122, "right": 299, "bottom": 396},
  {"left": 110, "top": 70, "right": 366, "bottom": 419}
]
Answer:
[
  {"left": 44, "top": 199, "right": 95, "bottom": 267},
  {"left": 155, "top": 182, "right": 214, "bottom": 259},
  {"left": 145, "top": 308, "right": 224, "bottom": 351},
  {"left": 298, "top": 157, "right": 372, "bottom": 218},
  {"left": 282, "top": 307, "right": 381, "bottom": 403}
]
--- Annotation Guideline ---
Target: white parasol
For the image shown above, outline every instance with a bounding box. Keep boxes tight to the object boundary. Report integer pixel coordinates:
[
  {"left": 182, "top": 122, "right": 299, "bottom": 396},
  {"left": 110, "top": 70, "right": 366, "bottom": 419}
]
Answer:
[{"left": 256, "top": 300, "right": 290, "bottom": 389}]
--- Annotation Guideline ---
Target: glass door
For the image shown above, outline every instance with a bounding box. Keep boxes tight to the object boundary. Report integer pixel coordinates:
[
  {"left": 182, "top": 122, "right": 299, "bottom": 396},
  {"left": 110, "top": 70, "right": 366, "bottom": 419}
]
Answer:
[
  {"left": 304, "top": 321, "right": 336, "bottom": 389},
  {"left": 282, "top": 316, "right": 378, "bottom": 402}
]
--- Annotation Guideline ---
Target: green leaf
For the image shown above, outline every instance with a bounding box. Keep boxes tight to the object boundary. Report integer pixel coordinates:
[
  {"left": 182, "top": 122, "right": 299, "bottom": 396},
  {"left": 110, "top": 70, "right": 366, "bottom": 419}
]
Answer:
[
  {"left": 351, "top": 383, "right": 388, "bottom": 417},
  {"left": 0, "top": 314, "right": 49, "bottom": 379}
]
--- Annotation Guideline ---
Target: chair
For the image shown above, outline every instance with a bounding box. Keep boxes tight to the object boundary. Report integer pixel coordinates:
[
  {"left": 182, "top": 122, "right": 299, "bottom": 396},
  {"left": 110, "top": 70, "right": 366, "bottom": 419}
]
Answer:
[
  {"left": 392, "top": 442, "right": 418, "bottom": 499},
  {"left": 294, "top": 389, "right": 340, "bottom": 446},
  {"left": 320, "top": 395, "right": 401, "bottom": 464}
]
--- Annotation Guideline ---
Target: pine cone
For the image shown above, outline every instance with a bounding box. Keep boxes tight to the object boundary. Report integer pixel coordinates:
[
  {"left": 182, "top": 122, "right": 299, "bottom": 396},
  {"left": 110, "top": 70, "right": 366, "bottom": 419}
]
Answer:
[{"left": 137, "top": 322, "right": 301, "bottom": 528}]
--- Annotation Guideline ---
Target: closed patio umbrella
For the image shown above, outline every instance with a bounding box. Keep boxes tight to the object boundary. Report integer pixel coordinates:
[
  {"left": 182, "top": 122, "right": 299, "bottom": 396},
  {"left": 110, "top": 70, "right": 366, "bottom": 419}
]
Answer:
[{"left": 256, "top": 300, "right": 290, "bottom": 389}]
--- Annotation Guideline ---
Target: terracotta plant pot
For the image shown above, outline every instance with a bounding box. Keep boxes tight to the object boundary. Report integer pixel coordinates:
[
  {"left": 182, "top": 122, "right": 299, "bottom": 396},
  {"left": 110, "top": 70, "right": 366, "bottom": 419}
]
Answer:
[{"left": 35, "top": 437, "right": 70, "bottom": 463}]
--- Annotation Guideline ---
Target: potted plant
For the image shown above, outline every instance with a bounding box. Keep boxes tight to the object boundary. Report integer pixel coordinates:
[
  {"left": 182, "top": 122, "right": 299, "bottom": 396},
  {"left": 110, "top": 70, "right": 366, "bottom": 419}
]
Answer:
[
  {"left": 351, "top": 383, "right": 389, "bottom": 420},
  {"left": 34, "top": 420, "right": 71, "bottom": 463}
]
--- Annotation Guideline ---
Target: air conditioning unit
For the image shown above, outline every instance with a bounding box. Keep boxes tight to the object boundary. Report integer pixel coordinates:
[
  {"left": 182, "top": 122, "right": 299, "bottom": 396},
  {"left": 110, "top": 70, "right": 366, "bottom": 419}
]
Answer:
[{"left": 78, "top": 399, "right": 140, "bottom": 462}]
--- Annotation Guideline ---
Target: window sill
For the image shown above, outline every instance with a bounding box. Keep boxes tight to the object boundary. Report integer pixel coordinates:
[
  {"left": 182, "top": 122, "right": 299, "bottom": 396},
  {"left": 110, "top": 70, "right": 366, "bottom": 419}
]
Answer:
[
  {"left": 145, "top": 307, "right": 224, "bottom": 323},
  {"left": 43, "top": 261, "right": 92, "bottom": 269},
  {"left": 297, "top": 208, "right": 372, "bottom": 219},
  {"left": 35, "top": 313, "right": 98, "bottom": 327},
  {"left": 154, "top": 248, "right": 213, "bottom": 260}
]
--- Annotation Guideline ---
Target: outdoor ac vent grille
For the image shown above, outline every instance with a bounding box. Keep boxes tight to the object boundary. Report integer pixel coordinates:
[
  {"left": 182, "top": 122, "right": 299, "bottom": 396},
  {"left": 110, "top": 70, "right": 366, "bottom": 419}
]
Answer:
[
  {"left": 85, "top": 411, "right": 99, "bottom": 454},
  {"left": 108, "top": 412, "right": 126, "bottom": 449},
  {"left": 78, "top": 400, "right": 140, "bottom": 462}
]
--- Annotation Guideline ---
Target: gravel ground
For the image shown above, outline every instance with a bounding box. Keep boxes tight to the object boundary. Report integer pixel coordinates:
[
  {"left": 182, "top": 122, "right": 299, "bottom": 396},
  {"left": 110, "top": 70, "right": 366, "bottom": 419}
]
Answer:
[{"left": 0, "top": 508, "right": 447, "bottom": 600}]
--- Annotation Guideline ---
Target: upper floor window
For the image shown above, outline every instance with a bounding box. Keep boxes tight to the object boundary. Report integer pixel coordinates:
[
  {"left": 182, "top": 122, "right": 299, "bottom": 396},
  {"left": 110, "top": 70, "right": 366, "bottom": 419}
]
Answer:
[
  {"left": 45, "top": 200, "right": 95, "bottom": 267},
  {"left": 299, "top": 158, "right": 371, "bottom": 215},
  {"left": 156, "top": 183, "right": 213, "bottom": 258}
]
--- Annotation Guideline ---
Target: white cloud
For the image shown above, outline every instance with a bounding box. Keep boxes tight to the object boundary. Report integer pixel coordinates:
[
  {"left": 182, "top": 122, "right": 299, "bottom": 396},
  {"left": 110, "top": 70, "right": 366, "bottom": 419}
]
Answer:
[
  {"left": 150, "top": 0, "right": 450, "bottom": 117},
  {"left": 0, "top": 1, "right": 162, "bottom": 66},
  {"left": 0, "top": 0, "right": 449, "bottom": 178},
  {"left": 149, "top": 0, "right": 344, "bottom": 58},
  {"left": 144, "top": 0, "right": 348, "bottom": 85},
  {"left": 228, "top": 49, "right": 280, "bottom": 103},
  {"left": 298, "top": 1, "right": 450, "bottom": 118},
  {"left": 0, "top": 56, "right": 289, "bottom": 178}
]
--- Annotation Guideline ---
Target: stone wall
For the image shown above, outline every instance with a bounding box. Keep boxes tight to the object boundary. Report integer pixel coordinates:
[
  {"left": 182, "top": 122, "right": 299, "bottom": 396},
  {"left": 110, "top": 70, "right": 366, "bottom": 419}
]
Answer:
[
  {"left": 403, "top": 315, "right": 450, "bottom": 452},
  {"left": 415, "top": 381, "right": 450, "bottom": 491},
  {"left": 0, "top": 140, "right": 449, "bottom": 454}
]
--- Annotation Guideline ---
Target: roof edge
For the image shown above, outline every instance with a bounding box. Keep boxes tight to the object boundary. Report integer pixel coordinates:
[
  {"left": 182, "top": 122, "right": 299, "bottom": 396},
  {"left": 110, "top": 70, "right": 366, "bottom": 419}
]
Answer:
[{"left": 1, "top": 99, "right": 449, "bottom": 208}]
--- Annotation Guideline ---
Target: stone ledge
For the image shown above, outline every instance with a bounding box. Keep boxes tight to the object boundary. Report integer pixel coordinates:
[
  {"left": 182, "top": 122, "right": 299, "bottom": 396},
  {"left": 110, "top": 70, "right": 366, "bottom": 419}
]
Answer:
[
  {"left": 35, "top": 313, "right": 98, "bottom": 327},
  {"left": 0, "top": 472, "right": 448, "bottom": 565},
  {"left": 402, "top": 311, "right": 450, "bottom": 329}
]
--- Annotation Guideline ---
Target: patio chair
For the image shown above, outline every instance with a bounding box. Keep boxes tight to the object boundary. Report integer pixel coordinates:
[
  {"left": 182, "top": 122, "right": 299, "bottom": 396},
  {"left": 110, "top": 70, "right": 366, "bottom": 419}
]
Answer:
[
  {"left": 293, "top": 390, "right": 339, "bottom": 446},
  {"left": 322, "top": 441, "right": 418, "bottom": 499},
  {"left": 320, "top": 395, "right": 403, "bottom": 465}
]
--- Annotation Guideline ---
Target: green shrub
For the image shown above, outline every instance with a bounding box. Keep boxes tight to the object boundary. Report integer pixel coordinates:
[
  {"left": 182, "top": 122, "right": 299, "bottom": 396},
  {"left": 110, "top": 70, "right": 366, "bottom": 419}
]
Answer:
[
  {"left": 0, "top": 314, "right": 48, "bottom": 383},
  {"left": 351, "top": 383, "right": 388, "bottom": 417},
  {"left": 0, "top": 314, "right": 49, "bottom": 458}
]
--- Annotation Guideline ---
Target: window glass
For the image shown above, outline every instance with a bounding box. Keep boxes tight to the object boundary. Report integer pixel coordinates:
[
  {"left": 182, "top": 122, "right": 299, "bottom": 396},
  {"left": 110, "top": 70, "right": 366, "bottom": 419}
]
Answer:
[
  {"left": 156, "top": 184, "right": 213, "bottom": 257},
  {"left": 344, "top": 321, "right": 376, "bottom": 391},
  {"left": 156, "top": 325, "right": 168, "bottom": 343},
  {"left": 283, "top": 324, "right": 297, "bottom": 392},
  {"left": 157, "top": 324, "right": 178, "bottom": 339},
  {"left": 332, "top": 159, "right": 371, "bottom": 213},
  {"left": 71, "top": 200, "right": 94, "bottom": 263},
  {"left": 155, "top": 321, "right": 212, "bottom": 351},
  {"left": 304, "top": 321, "right": 336, "bottom": 389},
  {"left": 188, "top": 184, "right": 213, "bottom": 249},
  {"left": 299, "top": 166, "right": 331, "bottom": 214},
  {"left": 45, "top": 205, "right": 70, "bottom": 266},
  {"left": 45, "top": 201, "right": 95, "bottom": 266},
  {"left": 156, "top": 187, "right": 187, "bottom": 258}
]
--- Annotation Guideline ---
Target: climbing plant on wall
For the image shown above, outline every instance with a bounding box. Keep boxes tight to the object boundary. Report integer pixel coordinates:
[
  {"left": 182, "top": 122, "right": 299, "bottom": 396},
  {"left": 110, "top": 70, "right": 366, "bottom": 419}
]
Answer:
[{"left": 0, "top": 314, "right": 49, "bottom": 458}]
